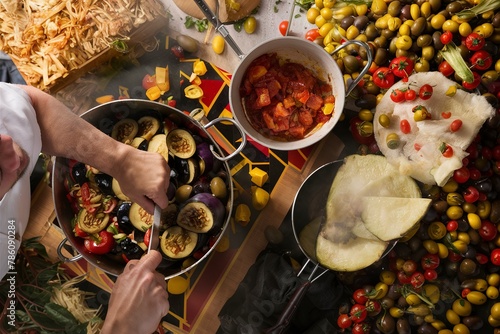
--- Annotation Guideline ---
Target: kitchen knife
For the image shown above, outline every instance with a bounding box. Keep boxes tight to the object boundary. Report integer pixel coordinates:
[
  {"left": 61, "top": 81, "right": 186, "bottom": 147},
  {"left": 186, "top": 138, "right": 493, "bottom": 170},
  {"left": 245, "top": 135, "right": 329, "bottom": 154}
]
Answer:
[
  {"left": 148, "top": 205, "right": 162, "bottom": 252},
  {"left": 193, "top": 0, "right": 245, "bottom": 59}
]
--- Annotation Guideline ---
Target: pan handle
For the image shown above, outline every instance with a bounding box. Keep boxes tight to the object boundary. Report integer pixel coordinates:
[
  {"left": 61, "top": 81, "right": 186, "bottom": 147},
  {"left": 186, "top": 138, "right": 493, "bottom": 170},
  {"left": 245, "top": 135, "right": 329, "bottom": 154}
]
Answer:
[
  {"left": 329, "top": 40, "right": 373, "bottom": 97},
  {"left": 262, "top": 280, "right": 312, "bottom": 334},
  {"left": 189, "top": 108, "right": 247, "bottom": 162},
  {"left": 57, "top": 238, "right": 83, "bottom": 262}
]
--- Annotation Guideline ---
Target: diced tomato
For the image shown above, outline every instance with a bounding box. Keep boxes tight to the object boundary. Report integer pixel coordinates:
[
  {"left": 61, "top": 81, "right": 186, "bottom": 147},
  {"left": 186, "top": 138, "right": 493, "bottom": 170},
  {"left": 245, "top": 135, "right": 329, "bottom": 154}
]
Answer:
[
  {"left": 274, "top": 102, "right": 291, "bottom": 118},
  {"left": 298, "top": 110, "right": 314, "bottom": 127},
  {"left": 255, "top": 87, "right": 271, "bottom": 108},
  {"left": 306, "top": 94, "right": 323, "bottom": 111},
  {"left": 283, "top": 96, "right": 295, "bottom": 109},
  {"left": 247, "top": 66, "right": 268, "bottom": 83},
  {"left": 294, "top": 89, "right": 310, "bottom": 104}
]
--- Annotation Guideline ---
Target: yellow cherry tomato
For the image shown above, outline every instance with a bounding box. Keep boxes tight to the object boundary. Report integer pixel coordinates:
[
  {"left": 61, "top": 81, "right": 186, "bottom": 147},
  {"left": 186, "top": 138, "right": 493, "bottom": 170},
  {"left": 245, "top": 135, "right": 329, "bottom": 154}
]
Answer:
[
  {"left": 307, "top": 7, "right": 320, "bottom": 24},
  {"left": 452, "top": 298, "right": 472, "bottom": 316},
  {"left": 212, "top": 35, "right": 225, "bottom": 54},
  {"left": 466, "top": 291, "right": 487, "bottom": 305}
]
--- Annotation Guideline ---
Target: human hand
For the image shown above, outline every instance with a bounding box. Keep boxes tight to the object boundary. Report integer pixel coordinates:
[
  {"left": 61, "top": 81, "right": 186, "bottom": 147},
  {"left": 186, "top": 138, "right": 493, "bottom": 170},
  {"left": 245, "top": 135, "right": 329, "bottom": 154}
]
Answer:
[
  {"left": 113, "top": 147, "right": 170, "bottom": 214},
  {"left": 101, "top": 250, "right": 169, "bottom": 334}
]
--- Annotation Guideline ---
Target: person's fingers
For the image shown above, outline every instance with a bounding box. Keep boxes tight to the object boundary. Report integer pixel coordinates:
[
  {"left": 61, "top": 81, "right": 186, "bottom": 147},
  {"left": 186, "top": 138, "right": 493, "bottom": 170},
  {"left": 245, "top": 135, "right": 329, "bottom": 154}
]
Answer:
[
  {"left": 124, "top": 259, "right": 140, "bottom": 272},
  {"left": 136, "top": 250, "right": 163, "bottom": 271}
]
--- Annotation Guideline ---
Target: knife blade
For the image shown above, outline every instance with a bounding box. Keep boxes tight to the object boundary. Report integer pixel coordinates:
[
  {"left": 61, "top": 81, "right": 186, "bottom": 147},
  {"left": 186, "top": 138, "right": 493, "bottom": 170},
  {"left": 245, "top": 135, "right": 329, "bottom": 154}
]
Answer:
[
  {"left": 193, "top": 0, "right": 245, "bottom": 59},
  {"left": 148, "top": 205, "right": 162, "bottom": 252}
]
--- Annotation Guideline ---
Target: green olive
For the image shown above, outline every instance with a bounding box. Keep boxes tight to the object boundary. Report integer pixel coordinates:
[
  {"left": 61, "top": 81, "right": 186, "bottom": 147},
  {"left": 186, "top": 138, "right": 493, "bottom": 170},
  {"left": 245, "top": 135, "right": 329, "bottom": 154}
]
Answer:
[
  {"left": 460, "top": 259, "right": 477, "bottom": 276},
  {"left": 342, "top": 55, "right": 361, "bottom": 73},
  {"left": 243, "top": 16, "right": 257, "bottom": 34},
  {"left": 176, "top": 35, "right": 199, "bottom": 53},
  {"left": 386, "top": 133, "right": 400, "bottom": 149},
  {"left": 411, "top": 17, "right": 426, "bottom": 37},
  {"left": 365, "top": 81, "right": 381, "bottom": 95},
  {"left": 365, "top": 22, "right": 379, "bottom": 40},
  {"left": 428, "top": 0, "right": 442, "bottom": 13},
  {"left": 355, "top": 93, "right": 377, "bottom": 109},
  {"left": 374, "top": 47, "right": 390, "bottom": 65},
  {"left": 447, "top": 205, "right": 463, "bottom": 220},
  {"left": 175, "top": 185, "right": 193, "bottom": 203},
  {"left": 416, "top": 34, "right": 432, "bottom": 47},
  {"left": 446, "top": 1, "right": 464, "bottom": 14},
  {"left": 387, "top": 1, "right": 402, "bottom": 17},
  {"left": 210, "top": 176, "right": 227, "bottom": 199},
  {"left": 482, "top": 71, "right": 499, "bottom": 86}
]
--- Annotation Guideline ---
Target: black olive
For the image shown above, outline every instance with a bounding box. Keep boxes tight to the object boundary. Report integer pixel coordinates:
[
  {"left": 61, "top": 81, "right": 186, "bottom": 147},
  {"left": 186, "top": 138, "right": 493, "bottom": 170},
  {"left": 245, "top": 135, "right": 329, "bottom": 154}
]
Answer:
[
  {"left": 120, "top": 238, "right": 144, "bottom": 260},
  {"left": 116, "top": 202, "right": 134, "bottom": 234},
  {"left": 396, "top": 318, "right": 411, "bottom": 334},
  {"left": 71, "top": 162, "right": 88, "bottom": 185},
  {"left": 95, "top": 173, "right": 114, "bottom": 195},
  {"left": 138, "top": 140, "right": 149, "bottom": 151}
]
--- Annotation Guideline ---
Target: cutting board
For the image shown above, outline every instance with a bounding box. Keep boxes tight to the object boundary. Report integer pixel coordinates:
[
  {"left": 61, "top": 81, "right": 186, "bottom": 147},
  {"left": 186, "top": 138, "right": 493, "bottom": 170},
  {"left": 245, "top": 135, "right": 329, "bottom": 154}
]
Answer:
[{"left": 172, "top": 0, "right": 260, "bottom": 23}]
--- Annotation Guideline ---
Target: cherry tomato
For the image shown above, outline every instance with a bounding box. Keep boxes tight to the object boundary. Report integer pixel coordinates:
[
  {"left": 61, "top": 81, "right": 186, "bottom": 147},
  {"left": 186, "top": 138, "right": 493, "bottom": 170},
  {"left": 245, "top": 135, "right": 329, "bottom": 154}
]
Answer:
[
  {"left": 350, "top": 304, "right": 367, "bottom": 323},
  {"left": 170, "top": 45, "right": 185, "bottom": 59},
  {"left": 463, "top": 185, "right": 480, "bottom": 203},
  {"left": 352, "top": 323, "right": 371, "bottom": 334},
  {"left": 462, "top": 288, "right": 471, "bottom": 298},
  {"left": 305, "top": 28, "right": 320, "bottom": 41},
  {"left": 403, "top": 259, "right": 418, "bottom": 274},
  {"left": 424, "top": 269, "right": 438, "bottom": 281},
  {"left": 84, "top": 230, "right": 115, "bottom": 255},
  {"left": 447, "top": 220, "right": 459, "bottom": 231},
  {"left": 167, "top": 99, "right": 177, "bottom": 108},
  {"left": 450, "top": 119, "right": 463, "bottom": 132},
  {"left": 440, "top": 30, "right": 453, "bottom": 45},
  {"left": 476, "top": 253, "right": 489, "bottom": 265},
  {"left": 419, "top": 84, "right": 433, "bottom": 100},
  {"left": 372, "top": 67, "right": 395, "bottom": 89},
  {"left": 470, "top": 50, "right": 492, "bottom": 71},
  {"left": 389, "top": 56, "right": 414, "bottom": 78},
  {"left": 454, "top": 166, "right": 470, "bottom": 183},
  {"left": 390, "top": 89, "right": 405, "bottom": 103},
  {"left": 142, "top": 74, "right": 157, "bottom": 90},
  {"left": 421, "top": 253, "right": 440, "bottom": 270},
  {"left": 400, "top": 119, "right": 411, "bottom": 134},
  {"left": 465, "top": 32, "right": 485, "bottom": 51},
  {"left": 337, "top": 313, "right": 352, "bottom": 329},
  {"left": 479, "top": 220, "right": 498, "bottom": 241},
  {"left": 74, "top": 224, "right": 89, "bottom": 238},
  {"left": 279, "top": 20, "right": 289, "bottom": 36},
  {"left": 410, "top": 271, "right": 425, "bottom": 288},
  {"left": 365, "top": 299, "right": 382, "bottom": 316},
  {"left": 442, "top": 144, "right": 454, "bottom": 158},
  {"left": 404, "top": 89, "right": 417, "bottom": 101},
  {"left": 353, "top": 288, "right": 368, "bottom": 304},
  {"left": 490, "top": 249, "right": 500, "bottom": 266},
  {"left": 397, "top": 270, "right": 412, "bottom": 284},
  {"left": 144, "top": 227, "right": 151, "bottom": 248},
  {"left": 439, "top": 60, "right": 455, "bottom": 77},
  {"left": 462, "top": 71, "right": 481, "bottom": 90}
]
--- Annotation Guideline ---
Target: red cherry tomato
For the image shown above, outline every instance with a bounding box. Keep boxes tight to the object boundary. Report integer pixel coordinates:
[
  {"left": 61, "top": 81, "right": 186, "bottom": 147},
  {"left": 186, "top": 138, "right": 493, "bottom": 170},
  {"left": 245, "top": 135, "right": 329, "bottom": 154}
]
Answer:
[
  {"left": 74, "top": 224, "right": 89, "bottom": 238},
  {"left": 438, "top": 60, "right": 455, "bottom": 77},
  {"left": 453, "top": 166, "right": 470, "bottom": 183},
  {"left": 337, "top": 313, "right": 352, "bottom": 329},
  {"left": 462, "top": 72, "right": 481, "bottom": 90},
  {"left": 389, "top": 56, "right": 414, "bottom": 78},
  {"left": 404, "top": 88, "right": 417, "bottom": 101},
  {"left": 424, "top": 269, "right": 438, "bottom": 281},
  {"left": 410, "top": 271, "right": 425, "bottom": 288},
  {"left": 305, "top": 28, "right": 320, "bottom": 41},
  {"left": 144, "top": 227, "right": 151, "bottom": 248},
  {"left": 465, "top": 32, "right": 485, "bottom": 51},
  {"left": 421, "top": 253, "right": 440, "bottom": 270},
  {"left": 167, "top": 99, "right": 177, "bottom": 108},
  {"left": 352, "top": 323, "right": 371, "bottom": 334},
  {"left": 403, "top": 259, "right": 418, "bottom": 274},
  {"left": 447, "top": 220, "right": 459, "bottom": 232},
  {"left": 479, "top": 220, "right": 498, "bottom": 241},
  {"left": 279, "top": 20, "right": 289, "bottom": 36},
  {"left": 372, "top": 67, "right": 395, "bottom": 89},
  {"left": 450, "top": 119, "right": 463, "bottom": 132},
  {"left": 142, "top": 74, "right": 157, "bottom": 90},
  {"left": 461, "top": 288, "right": 471, "bottom": 298},
  {"left": 84, "top": 230, "right": 115, "bottom": 255},
  {"left": 419, "top": 84, "right": 433, "bottom": 100},
  {"left": 390, "top": 88, "right": 405, "bottom": 103},
  {"left": 470, "top": 50, "right": 493, "bottom": 71},
  {"left": 350, "top": 304, "right": 367, "bottom": 323},
  {"left": 441, "top": 144, "right": 454, "bottom": 158},
  {"left": 353, "top": 288, "right": 368, "bottom": 304},
  {"left": 365, "top": 299, "right": 382, "bottom": 316},
  {"left": 397, "top": 270, "right": 412, "bottom": 284},
  {"left": 490, "top": 249, "right": 500, "bottom": 266},
  {"left": 440, "top": 30, "right": 453, "bottom": 45},
  {"left": 463, "top": 185, "right": 480, "bottom": 203},
  {"left": 400, "top": 119, "right": 411, "bottom": 134}
]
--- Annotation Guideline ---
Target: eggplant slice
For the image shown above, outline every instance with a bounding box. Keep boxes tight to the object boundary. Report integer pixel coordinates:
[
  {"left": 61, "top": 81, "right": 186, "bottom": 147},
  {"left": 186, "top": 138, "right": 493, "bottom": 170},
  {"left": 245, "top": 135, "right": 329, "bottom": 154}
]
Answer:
[{"left": 160, "top": 226, "right": 198, "bottom": 259}]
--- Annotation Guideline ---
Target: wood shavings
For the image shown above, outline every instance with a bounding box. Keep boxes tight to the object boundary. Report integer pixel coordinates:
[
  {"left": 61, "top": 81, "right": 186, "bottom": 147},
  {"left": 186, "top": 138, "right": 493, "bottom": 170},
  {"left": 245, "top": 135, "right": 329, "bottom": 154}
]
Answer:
[{"left": 0, "top": 0, "right": 166, "bottom": 90}]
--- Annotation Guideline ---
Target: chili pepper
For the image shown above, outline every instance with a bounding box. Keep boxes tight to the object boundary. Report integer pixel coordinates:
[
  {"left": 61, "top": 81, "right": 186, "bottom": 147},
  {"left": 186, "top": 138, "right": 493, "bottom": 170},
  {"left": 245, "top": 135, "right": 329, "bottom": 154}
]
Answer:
[{"left": 81, "top": 182, "right": 96, "bottom": 214}]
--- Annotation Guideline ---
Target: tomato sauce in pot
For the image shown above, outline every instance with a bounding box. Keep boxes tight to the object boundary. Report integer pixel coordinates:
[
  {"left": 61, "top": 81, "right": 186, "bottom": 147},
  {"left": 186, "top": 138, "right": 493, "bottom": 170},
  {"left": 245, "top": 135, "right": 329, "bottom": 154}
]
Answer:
[{"left": 239, "top": 52, "right": 335, "bottom": 141}]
